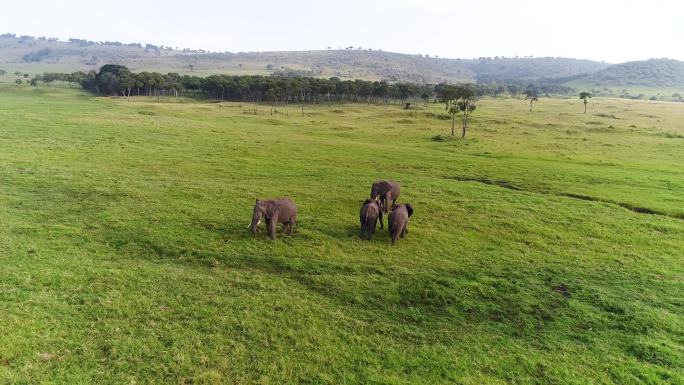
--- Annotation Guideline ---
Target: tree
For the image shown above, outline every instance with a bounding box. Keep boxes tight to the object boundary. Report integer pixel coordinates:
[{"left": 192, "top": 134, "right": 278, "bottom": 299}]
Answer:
[
  {"left": 15, "top": 79, "right": 22, "bottom": 85},
  {"left": 579, "top": 92, "right": 592, "bottom": 113},
  {"left": 119, "top": 71, "right": 134, "bottom": 100},
  {"left": 95, "top": 64, "right": 133, "bottom": 96},
  {"left": 507, "top": 84, "right": 521, "bottom": 97},
  {"left": 442, "top": 85, "right": 477, "bottom": 137},
  {"left": 448, "top": 104, "right": 459, "bottom": 136},
  {"left": 524, "top": 86, "right": 539, "bottom": 112},
  {"left": 455, "top": 86, "right": 477, "bottom": 138}
]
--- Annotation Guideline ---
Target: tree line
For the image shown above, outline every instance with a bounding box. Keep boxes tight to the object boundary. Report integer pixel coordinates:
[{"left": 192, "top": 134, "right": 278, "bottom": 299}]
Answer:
[{"left": 28, "top": 65, "right": 575, "bottom": 105}]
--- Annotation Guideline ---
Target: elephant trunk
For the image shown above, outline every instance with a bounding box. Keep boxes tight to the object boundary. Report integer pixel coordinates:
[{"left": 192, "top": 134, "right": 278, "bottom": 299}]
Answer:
[{"left": 250, "top": 208, "right": 262, "bottom": 234}]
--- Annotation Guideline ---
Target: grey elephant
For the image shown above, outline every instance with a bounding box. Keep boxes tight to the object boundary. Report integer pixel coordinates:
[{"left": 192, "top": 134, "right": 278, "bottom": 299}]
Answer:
[
  {"left": 388, "top": 203, "right": 413, "bottom": 245},
  {"left": 359, "top": 198, "right": 383, "bottom": 240},
  {"left": 370, "top": 180, "right": 401, "bottom": 214},
  {"left": 249, "top": 198, "right": 297, "bottom": 239}
]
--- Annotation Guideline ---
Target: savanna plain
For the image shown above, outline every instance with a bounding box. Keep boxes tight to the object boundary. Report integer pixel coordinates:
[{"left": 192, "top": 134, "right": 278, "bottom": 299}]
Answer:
[{"left": 0, "top": 86, "right": 682, "bottom": 384}]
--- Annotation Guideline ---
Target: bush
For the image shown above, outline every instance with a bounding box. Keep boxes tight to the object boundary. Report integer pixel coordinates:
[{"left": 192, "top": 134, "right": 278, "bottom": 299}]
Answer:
[{"left": 22, "top": 48, "right": 52, "bottom": 62}]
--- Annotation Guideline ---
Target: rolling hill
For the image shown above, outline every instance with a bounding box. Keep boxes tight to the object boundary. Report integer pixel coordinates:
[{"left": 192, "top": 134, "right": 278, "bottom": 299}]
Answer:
[
  {"left": 2, "top": 34, "right": 683, "bottom": 92},
  {"left": 0, "top": 34, "right": 608, "bottom": 83},
  {"left": 572, "top": 58, "right": 684, "bottom": 88}
]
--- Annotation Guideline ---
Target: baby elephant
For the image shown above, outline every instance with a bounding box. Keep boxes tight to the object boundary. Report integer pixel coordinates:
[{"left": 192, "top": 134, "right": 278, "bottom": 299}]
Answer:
[
  {"left": 359, "top": 199, "right": 383, "bottom": 240},
  {"left": 388, "top": 203, "right": 413, "bottom": 245},
  {"left": 249, "top": 198, "right": 297, "bottom": 239}
]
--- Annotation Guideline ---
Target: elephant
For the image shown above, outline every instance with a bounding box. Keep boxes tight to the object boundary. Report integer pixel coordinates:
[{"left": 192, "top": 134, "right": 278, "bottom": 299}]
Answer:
[
  {"left": 370, "top": 180, "right": 401, "bottom": 215},
  {"left": 249, "top": 198, "right": 297, "bottom": 239},
  {"left": 359, "top": 198, "right": 383, "bottom": 240},
  {"left": 388, "top": 203, "right": 413, "bottom": 245}
]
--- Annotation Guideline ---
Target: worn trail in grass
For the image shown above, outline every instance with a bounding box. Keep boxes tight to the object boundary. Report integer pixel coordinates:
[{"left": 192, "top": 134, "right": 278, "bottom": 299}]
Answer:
[{"left": 0, "top": 87, "right": 683, "bottom": 384}]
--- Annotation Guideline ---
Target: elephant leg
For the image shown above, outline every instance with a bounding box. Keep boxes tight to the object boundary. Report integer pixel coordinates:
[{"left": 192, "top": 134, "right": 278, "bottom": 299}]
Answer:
[
  {"left": 401, "top": 226, "right": 407, "bottom": 238},
  {"left": 267, "top": 215, "right": 278, "bottom": 239},
  {"left": 378, "top": 210, "right": 384, "bottom": 230}
]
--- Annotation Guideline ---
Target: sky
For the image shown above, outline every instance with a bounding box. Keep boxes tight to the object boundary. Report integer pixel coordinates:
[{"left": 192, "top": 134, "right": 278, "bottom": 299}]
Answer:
[{"left": 3, "top": 0, "right": 683, "bottom": 63}]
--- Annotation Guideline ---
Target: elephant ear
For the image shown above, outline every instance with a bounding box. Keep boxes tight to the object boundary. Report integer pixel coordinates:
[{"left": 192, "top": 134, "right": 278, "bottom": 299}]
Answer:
[{"left": 405, "top": 204, "right": 414, "bottom": 217}]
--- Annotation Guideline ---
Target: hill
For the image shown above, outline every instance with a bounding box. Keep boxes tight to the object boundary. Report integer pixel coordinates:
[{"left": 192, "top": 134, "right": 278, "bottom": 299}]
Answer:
[
  {"left": 572, "top": 58, "right": 684, "bottom": 88},
  {"left": 0, "top": 33, "right": 609, "bottom": 83}
]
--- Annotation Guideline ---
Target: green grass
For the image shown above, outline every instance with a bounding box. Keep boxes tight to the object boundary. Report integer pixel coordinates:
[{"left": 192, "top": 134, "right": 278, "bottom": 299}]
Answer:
[
  {"left": 564, "top": 80, "right": 684, "bottom": 101},
  {"left": 0, "top": 87, "right": 683, "bottom": 384}
]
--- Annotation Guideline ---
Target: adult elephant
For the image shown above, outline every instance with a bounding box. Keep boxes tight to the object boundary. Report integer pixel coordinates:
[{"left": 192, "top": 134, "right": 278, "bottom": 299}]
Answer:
[
  {"left": 249, "top": 198, "right": 297, "bottom": 239},
  {"left": 370, "top": 180, "right": 401, "bottom": 214}
]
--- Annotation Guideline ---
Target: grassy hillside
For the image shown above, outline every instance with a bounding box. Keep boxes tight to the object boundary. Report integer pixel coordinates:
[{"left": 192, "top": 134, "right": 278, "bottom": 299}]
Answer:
[
  {"left": 0, "top": 35, "right": 608, "bottom": 83},
  {"left": 0, "top": 85, "right": 682, "bottom": 384},
  {"left": 570, "top": 59, "right": 684, "bottom": 88}
]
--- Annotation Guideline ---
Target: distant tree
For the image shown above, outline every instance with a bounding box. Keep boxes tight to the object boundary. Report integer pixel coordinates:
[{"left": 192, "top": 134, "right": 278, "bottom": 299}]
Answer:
[
  {"left": 524, "top": 86, "right": 539, "bottom": 112},
  {"left": 96, "top": 64, "right": 133, "bottom": 96},
  {"left": 579, "top": 91, "right": 592, "bottom": 113},
  {"left": 0, "top": 69, "right": 6, "bottom": 76},
  {"left": 441, "top": 85, "right": 477, "bottom": 137},
  {"left": 15, "top": 79, "right": 22, "bottom": 85},
  {"left": 507, "top": 83, "right": 521, "bottom": 97},
  {"left": 456, "top": 86, "right": 477, "bottom": 138},
  {"left": 119, "top": 71, "right": 135, "bottom": 100},
  {"left": 448, "top": 103, "right": 459, "bottom": 136},
  {"left": 22, "top": 48, "right": 51, "bottom": 62},
  {"left": 80, "top": 70, "right": 98, "bottom": 94},
  {"left": 23, "top": 73, "right": 29, "bottom": 78}
]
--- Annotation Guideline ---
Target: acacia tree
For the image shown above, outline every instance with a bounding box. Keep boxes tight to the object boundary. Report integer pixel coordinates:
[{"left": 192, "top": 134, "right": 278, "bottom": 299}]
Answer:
[
  {"left": 456, "top": 86, "right": 477, "bottom": 138},
  {"left": 440, "top": 85, "right": 476, "bottom": 137},
  {"left": 524, "top": 86, "right": 539, "bottom": 112},
  {"left": 448, "top": 104, "right": 459, "bottom": 136},
  {"left": 579, "top": 91, "right": 592, "bottom": 113}
]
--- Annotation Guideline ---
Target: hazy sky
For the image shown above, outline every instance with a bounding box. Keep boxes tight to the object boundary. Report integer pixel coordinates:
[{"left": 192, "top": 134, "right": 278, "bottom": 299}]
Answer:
[{"left": 4, "top": 0, "right": 682, "bottom": 63}]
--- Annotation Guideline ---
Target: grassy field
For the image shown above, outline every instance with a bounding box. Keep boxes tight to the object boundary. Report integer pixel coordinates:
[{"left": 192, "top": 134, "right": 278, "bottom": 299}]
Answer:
[
  {"left": 565, "top": 80, "right": 684, "bottom": 101},
  {"left": 0, "top": 86, "right": 682, "bottom": 384}
]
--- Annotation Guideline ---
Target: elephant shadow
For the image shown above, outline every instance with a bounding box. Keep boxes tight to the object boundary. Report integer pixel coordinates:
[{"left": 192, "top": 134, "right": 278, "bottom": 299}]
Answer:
[{"left": 343, "top": 223, "right": 389, "bottom": 241}]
